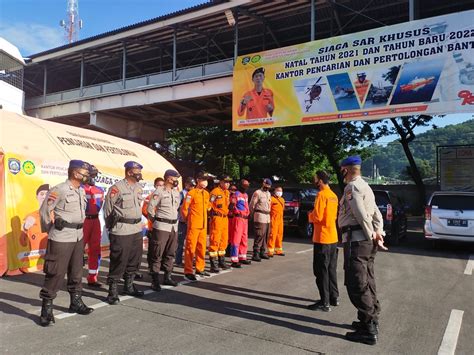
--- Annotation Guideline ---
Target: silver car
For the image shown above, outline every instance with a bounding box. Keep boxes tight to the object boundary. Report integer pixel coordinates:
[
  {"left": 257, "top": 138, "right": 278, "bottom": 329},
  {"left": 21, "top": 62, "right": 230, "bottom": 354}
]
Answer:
[{"left": 424, "top": 191, "right": 474, "bottom": 242}]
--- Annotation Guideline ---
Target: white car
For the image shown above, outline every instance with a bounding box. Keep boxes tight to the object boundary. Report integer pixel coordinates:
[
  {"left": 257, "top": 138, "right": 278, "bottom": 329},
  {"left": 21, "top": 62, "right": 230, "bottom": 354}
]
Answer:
[{"left": 424, "top": 191, "right": 474, "bottom": 242}]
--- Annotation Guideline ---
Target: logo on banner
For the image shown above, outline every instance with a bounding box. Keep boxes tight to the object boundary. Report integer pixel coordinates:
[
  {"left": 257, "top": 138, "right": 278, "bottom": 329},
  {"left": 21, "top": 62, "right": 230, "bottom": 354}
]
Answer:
[
  {"left": 22, "top": 160, "right": 36, "bottom": 175},
  {"left": 8, "top": 158, "right": 21, "bottom": 175},
  {"left": 458, "top": 90, "right": 474, "bottom": 105}
]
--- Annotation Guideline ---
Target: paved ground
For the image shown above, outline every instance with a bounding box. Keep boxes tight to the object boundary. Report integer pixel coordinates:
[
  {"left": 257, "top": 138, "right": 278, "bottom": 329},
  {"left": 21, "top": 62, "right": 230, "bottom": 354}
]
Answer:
[{"left": 1, "top": 218, "right": 473, "bottom": 354}]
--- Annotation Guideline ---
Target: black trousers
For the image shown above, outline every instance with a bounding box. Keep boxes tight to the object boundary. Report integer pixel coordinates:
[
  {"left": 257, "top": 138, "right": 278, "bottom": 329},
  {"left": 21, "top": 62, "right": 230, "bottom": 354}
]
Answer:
[
  {"left": 343, "top": 240, "right": 381, "bottom": 324},
  {"left": 149, "top": 228, "right": 177, "bottom": 274},
  {"left": 313, "top": 242, "right": 339, "bottom": 305},
  {"left": 107, "top": 232, "right": 143, "bottom": 282},
  {"left": 40, "top": 239, "right": 84, "bottom": 300},
  {"left": 253, "top": 222, "right": 270, "bottom": 254}
]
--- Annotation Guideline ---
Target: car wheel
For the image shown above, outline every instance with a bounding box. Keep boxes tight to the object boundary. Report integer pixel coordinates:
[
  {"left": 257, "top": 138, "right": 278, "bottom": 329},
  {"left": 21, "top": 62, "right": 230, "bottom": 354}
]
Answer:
[{"left": 299, "top": 222, "right": 313, "bottom": 238}]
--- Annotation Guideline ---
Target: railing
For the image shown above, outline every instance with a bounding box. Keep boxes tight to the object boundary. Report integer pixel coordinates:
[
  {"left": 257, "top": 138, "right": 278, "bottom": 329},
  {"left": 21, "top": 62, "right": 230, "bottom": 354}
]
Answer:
[{"left": 25, "top": 58, "right": 234, "bottom": 109}]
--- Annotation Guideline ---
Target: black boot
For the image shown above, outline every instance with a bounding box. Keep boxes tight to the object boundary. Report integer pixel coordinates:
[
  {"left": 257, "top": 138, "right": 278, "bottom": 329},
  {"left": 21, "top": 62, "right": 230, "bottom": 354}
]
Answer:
[
  {"left": 105, "top": 280, "right": 120, "bottom": 305},
  {"left": 151, "top": 273, "right": 161, "bottom": 291},
  {"left": 163, "top": 272, "right": 178, "bottom": 287},
  {"left": 68, "top": 293, "right": 94, "bottom": 315},
  {"left": 218, "top": 256, "right": 230, "bottom": 270},
  {"left": 252, "top": 253, "right": 261, "bottom": 262},
  {"left": 260, "top": 251, "right": 270, "bottom": 260},
  {"left": 345, "top": 329, "right": 377, "bottom": 345},
  {"left": 39, "top": 298, "right": 55, "bottom": 327},
  {"left": 209, "top": 257, "right": 220, "bottom": 273},
  {"left": 123, "top": 273, "right": 144, "bottom": 297}
]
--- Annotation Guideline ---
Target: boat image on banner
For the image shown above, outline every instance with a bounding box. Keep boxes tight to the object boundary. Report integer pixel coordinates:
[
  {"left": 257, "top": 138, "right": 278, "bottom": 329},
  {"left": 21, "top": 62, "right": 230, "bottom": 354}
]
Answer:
[{"left": 326, "top": 73, "right": 360, "bottom": 111}]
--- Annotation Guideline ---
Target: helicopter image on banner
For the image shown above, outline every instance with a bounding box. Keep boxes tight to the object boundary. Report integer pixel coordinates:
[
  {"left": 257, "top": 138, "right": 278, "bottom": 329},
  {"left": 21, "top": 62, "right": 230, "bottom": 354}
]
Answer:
[{"left": 294, "top": 77, "right": 327, "bottom": 112}]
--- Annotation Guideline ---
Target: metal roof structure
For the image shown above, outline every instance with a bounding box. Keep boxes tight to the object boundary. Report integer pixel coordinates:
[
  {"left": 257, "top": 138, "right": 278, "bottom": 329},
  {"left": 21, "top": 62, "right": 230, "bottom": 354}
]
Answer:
[{"left": 23, "top": 0, "right": 474, "bottom": 130}]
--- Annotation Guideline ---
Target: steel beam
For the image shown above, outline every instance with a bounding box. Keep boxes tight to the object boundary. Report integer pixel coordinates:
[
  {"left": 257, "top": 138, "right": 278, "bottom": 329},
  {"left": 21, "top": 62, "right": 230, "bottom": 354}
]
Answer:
[
  {"left": 43, "top": 65, "right": 47, "bottom": 103},
  {"left": 172, "top": 29, "right": 177, "bottom": 81},
  {"left": 122, "top": 43, "right": 127, "bottom": 89},
  {"left": 409, "top": 0, "right": 419, "bottom": 20},
  {"left": 311, "top": 0, "right": 315, "bottom": 41},
  {"left": 80, "top": 53, "right": 84, "bottom": 96},
  {"left": 234, "top": 9, "right": 239, "bottom": 60}
]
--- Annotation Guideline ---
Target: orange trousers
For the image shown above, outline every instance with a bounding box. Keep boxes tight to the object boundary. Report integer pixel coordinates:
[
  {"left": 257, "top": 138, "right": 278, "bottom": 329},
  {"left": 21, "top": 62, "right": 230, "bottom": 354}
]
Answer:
[
  {"left": 209, "top": 216, "right": 229, "bottom": 258},
  {"left": 184, "top": 227, "right": 207, "bottom": 274},
  {"left": 268, "top": 217, "right": 284, "bottom": 255}
]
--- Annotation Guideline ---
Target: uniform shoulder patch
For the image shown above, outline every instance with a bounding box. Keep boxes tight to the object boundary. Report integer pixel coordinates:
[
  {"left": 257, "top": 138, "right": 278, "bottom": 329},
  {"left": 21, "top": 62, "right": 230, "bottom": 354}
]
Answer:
[
  {"left": 47, "top": 190, "right": 59, "bottom": 205},
  {"left": 109, "top": 185, "right": 119, "bottom": 197},
  {"left": 153, "top": 194, "right": 159, "bottom": 200}
]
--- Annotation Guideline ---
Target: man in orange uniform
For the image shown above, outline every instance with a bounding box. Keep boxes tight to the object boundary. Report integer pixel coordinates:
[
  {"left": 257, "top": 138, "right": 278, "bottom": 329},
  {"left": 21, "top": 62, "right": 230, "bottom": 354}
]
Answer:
[
  {"left": 354, "top": 72, "right": 370, "bottom": 102},
  {"left": 267, "top": 186, "right": 285, "bottom": 257},
  {"left": 208, "top": 174, "right": 232, "bottom": 273},
  {"left": 20, "top": 184, "right": 50, "bottom": 271},
  {"left": 181, "top": 172, "right": 210, "bottom": 281},
  {"left": 307, "top": 171, "right": 339, "bottom": 312},
  {"left": 237, "top": 67, "right": 274, "bottom": 119}
]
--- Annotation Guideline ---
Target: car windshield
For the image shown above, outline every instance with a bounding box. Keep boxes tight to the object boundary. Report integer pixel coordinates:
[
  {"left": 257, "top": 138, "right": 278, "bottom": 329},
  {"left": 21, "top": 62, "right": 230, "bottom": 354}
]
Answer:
[
  {"left": 430, "top": 195, "right": 474, "bottom": 210},
  {"left": 301, "top": 189, "right": 317, "bottom": 202},
  {"left": 283, "top": 191, "right": 296, "bottom": 201},
  {"left": 374, "top": 191, "right": 390, "bottom": 206}
]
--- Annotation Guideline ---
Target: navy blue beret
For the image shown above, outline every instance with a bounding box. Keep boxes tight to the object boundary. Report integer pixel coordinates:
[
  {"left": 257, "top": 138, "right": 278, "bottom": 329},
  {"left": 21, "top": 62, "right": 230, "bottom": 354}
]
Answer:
[
  {"left": 69, "top": 160, "right": 89, "bottom": 170},
  {"left": 164, "top": 169, "right": 180, "bottom": 178},
  {"left": 263, "top": 178, "right": 272, "bottom": 186},
  {"left": 124, "top": 161, "right": 143, "bottom": 170},
  {"left": 340, "top": 155, "right": 362, "bottom": 166}
]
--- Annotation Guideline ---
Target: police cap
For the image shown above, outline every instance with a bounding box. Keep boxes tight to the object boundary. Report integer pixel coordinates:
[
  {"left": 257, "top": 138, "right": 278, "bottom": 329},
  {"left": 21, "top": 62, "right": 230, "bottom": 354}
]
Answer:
[
  {"left": 69, "top": 160, "right": 89, "bottom": 170},
  {"left": 340, "top": 155, "right": 362, "bottom": 167},
  {"left": 164, "top": 169, "right": 180, "bottom": 178},
  {"left": 124, "top": 161, "right": 143, "bottom": 170}
]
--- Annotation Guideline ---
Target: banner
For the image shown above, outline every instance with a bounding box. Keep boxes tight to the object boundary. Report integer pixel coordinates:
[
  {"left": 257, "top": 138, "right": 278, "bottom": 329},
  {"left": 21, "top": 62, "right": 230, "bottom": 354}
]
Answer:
[
  {"left": 0, "top": 111, "right": 177, "bottom": 275},
  {"left": 232, "top": 10, "right": 474, "bottom": 130},
  {"left": 438, "top": 145, "right": 474, "bottom": 191}
]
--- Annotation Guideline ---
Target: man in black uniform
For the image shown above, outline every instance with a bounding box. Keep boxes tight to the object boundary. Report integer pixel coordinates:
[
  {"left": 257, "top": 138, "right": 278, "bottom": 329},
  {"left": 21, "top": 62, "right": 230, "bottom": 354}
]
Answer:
[
  {"left": 104, "top": 161, "right": 145, "bottom": 305},
  {"left": 38, "top": 160, "right": 94, "bottom": 327}
]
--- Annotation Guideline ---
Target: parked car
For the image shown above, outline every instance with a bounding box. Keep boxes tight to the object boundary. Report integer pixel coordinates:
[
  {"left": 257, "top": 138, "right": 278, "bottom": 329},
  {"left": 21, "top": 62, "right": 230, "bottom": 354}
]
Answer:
[
  {"left": 282, "top": 187, "right": 317, "bottom": 237},
  {"left": 373, "top": 190, "right": 408, "bottom": 245},
  {"left": 424, "top": 191, "right": 474, "bottom": 243}
]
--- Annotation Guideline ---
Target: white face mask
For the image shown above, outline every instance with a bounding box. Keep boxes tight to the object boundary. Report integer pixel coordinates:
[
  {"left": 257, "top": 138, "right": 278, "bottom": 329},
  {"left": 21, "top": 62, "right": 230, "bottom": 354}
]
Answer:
[{"left": 275, "top": 191, "right": 283, "bottom": 197}]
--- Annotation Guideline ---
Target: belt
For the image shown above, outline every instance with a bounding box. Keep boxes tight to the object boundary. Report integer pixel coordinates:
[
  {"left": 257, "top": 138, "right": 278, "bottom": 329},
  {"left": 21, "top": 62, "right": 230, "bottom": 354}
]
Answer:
[
  {"left": 211, "top": 211, "right": 227, "bottom": 218},
  {"left": 255, "top": 209, "right": 270, "bottom": 215},
  {"left": 118, "top": 217, "right": 142, "bottom": 224},
  {"left": 63, "top": 222, "right": 83, "bottom": 229},
  {"left": 155, "top": 217, "right": 178, "bottom": 224},
  {"left": 85, "top": 214, "right": 99, "bottom": 219},
  {"left": 341, "top": 224, "right": 363, "bottom": 233},
  {"left": 234, "top": 214, "right": 249, "bottom": 219}
]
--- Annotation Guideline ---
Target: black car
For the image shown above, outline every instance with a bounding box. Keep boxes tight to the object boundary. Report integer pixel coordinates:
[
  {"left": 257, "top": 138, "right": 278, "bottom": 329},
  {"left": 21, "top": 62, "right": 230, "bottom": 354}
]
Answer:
[
  {"left": 282, "top": 187, "right": 317, "bottom": 237},
  {"left": 373, "top": 190, "right": 408, "bottom": 245}
]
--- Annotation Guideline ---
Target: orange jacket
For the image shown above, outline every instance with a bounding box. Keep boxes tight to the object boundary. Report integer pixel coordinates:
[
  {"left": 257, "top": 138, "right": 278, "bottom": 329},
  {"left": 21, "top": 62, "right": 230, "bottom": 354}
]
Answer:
[
  {"left": 210, "top": 187, "right": 230, "bottom": 216},
  {"left": 237, "top": 88, "right": 274, "bottom": 119},
  {"left": 308, "top": 185, "right": 338, "bottom": 244},
  {"left": 270, "top": 195, "right": 285, "bottom": 220},
  {"left": 181, "top": 187, "right": 210, "bottom": 230},
  {"left": 142, "top": 192, "right": 154, "bottom": 230}
]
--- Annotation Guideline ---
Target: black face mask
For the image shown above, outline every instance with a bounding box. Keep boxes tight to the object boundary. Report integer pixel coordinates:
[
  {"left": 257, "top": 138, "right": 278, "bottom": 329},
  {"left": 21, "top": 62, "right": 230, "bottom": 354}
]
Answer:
[
  {"left": 172, "top": 180, "right": 179, "bottom": 188},
  {"left": 262, "top": 186, "right": 269, "bottom": 191},
  {"left": 341, "top": 168, "right": 348, "bottom": 179},
  {"left": 88, "top": 175, "right": 97, "bottom": 186},
  {"left": 238, "top": 186, "right": 248, "bottom": 193},
  {"left": 131, "top": 173, "right": 143, "bottom": 182}
]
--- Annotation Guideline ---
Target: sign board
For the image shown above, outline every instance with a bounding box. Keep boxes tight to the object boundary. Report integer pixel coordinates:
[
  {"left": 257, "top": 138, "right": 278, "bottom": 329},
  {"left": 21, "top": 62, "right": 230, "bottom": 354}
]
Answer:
[
  {"left": 438, "top": 145, "right": 474, "bottom": 191},
  {"left": 232, "top": 10, "right": 474, "bottom": 130}
]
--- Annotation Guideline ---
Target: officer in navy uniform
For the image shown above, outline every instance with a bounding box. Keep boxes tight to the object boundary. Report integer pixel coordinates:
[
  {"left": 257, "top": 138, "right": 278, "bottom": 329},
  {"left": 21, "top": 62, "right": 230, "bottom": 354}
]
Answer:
[
  {"left": 104, "top": 161, "right": 145, "bottom": 305},
  {"left": 38, "top": 159, "right": 94, "bottom": 327},
  {"left": 338, "top": 155, "right": 386, "bottom": 345}
]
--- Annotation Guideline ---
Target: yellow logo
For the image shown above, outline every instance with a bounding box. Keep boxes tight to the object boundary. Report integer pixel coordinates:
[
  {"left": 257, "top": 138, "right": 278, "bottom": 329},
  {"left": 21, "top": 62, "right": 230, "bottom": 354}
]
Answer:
[{"left": 22, "top": 160, "right": 36, "bottom": 175}]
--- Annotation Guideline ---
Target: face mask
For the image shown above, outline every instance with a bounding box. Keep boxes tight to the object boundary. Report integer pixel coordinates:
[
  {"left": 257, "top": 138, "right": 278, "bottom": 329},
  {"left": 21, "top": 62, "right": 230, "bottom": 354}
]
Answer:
[
  {"left": 75, "top": 171, "right": 89, "bottom": 184},
  {"left": 131, "top": 173, "right": 143, "bottom": 182},
  {"left": 239, "top": 186, "right": 248, "bottom": 193},
  {"left": 88, "top": 175, "right": 96, "bottom": 186},
  {"left": 172, "top": 180, "right": 179, "bottom": 188},
  {"left": 275, "top": 191, "right": 283, "bottom": 197},
  {"left": 341, "top": 168, "right": 348, "bottom": 178}
]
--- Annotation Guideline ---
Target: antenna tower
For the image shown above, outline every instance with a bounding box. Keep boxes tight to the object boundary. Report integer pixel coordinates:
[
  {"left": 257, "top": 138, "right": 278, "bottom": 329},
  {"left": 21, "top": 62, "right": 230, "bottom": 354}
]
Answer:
[{"left": 60, "top": 0, "right": 83, "bottom": 44}]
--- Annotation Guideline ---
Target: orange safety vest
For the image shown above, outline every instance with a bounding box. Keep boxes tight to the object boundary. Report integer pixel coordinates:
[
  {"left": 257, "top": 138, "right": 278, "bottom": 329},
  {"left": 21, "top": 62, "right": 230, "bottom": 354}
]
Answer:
[{"left": 237, "top": 88, "right": 274, "bottom": 119}]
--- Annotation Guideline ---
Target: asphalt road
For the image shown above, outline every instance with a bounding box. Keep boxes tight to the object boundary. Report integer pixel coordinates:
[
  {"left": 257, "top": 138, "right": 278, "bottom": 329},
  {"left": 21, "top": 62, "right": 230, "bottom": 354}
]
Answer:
[{"left": 1, "top": 219, "right": 473, "bottom": 354}]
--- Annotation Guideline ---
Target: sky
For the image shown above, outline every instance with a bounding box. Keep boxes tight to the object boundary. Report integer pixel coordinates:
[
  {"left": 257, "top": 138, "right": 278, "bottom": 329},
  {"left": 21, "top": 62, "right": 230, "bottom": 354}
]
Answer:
[{"left": 0, "top": 0, "right": 472, "bottom": 139}]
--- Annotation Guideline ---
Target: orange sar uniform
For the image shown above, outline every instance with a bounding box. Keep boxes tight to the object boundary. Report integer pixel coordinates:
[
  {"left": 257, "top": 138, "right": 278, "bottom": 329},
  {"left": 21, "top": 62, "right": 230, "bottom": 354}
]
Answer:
[
  {"left": 267, "top": 195, "right": 285, "bottom": 256},
  {"left": 142, "top": 193, "right": 154, "bottom": 231},
  {"left": 354, "top": 79, "right": 370, "bottom": 102},
  {"left": 209, "top": 186, "right": 230, "bottom": 259},
  {"left": 20, "top": 210, "right": 48, "bottom": 271},
  {"left": 237, "top": 88, "right": 274, "bottom": 119},
  {"left": 181, "top": 187, "right": 210, "bottom": 274},
  {"left": 308, "top": 184, "right": 339, "bottom": 307}
]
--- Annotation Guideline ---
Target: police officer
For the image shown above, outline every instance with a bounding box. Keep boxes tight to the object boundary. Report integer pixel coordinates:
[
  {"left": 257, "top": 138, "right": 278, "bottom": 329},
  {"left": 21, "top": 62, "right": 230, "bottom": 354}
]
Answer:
[
  {"left": 38, "top": 160, "right": 94, "bottom": 327},
  {"left": 249, "top": 178, "right": 272, "bottom": 261},
  {"left": 338, "top": 156, "right": 386, "bottom": 345},
  {"left": 147, "top": 169, "right": 181, "bottom": 291},
  {"left": 104, "top": 161, "right": 145, "bottom": 305}
]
